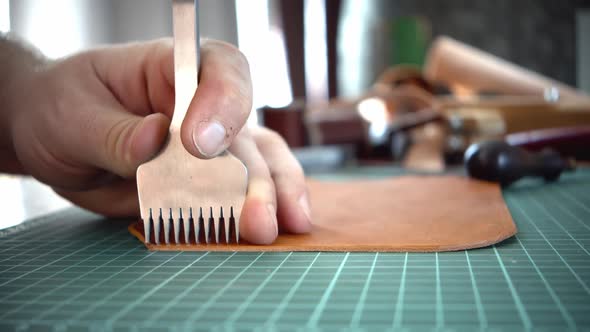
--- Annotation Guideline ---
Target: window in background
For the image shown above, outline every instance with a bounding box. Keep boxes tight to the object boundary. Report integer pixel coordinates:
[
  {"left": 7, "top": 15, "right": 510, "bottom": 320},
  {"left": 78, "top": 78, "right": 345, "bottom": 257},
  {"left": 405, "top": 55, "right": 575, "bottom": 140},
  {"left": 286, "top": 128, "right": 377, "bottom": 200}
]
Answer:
[
  {"left": 1, "top": 0, "right": 9, "bottom": 32},
  {"left": 235, "top": 0, "right": 292, "bottom": 119},
  {"left": 18, "top": 0, "right": 85, "bottom": 58},
  {"left": 304, "top": 0, "right": 328, "bottom": 103}
]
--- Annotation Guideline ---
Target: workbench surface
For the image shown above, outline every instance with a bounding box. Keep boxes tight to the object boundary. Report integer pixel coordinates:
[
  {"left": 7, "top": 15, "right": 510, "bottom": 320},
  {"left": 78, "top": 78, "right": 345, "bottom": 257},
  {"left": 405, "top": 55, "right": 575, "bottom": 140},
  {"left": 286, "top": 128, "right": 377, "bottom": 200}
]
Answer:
[{"left": 1, "top": 168, "right": 589, "bottom": 331}]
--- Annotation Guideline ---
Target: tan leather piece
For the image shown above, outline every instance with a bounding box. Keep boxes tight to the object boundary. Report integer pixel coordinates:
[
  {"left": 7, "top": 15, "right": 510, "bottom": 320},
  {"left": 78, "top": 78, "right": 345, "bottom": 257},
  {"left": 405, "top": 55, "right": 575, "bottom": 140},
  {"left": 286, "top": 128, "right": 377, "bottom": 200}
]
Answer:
[{"left": 129, "top": 176, "right": 516, "bottom": 252}]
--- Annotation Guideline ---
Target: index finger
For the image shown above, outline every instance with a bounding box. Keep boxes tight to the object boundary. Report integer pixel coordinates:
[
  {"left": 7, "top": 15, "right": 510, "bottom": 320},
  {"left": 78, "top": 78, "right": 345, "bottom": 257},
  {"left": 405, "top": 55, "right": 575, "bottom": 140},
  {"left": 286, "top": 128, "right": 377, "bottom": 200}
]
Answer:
[{"left": 180, "top": 40, "right": 253, "bottom": 159}]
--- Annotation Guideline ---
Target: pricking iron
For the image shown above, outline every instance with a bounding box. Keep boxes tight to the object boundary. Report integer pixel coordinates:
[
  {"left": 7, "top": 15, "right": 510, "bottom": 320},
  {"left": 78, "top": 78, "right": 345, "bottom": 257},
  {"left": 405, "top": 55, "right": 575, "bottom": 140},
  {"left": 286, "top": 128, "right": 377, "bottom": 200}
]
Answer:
[{"left": 135, "top": 0, "right": 248, "bottom": 245}]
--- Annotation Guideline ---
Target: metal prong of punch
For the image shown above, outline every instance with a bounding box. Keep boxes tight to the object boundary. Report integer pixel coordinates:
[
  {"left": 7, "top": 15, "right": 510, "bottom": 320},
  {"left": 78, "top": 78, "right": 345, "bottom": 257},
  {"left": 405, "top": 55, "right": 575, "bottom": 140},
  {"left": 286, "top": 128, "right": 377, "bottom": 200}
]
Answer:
[
  {"left": 182, "top": 208, "right": 190, "bottom": 244},
  {"left": 142, "top": 206, "right": 240, "bottom": 245},
  {"left": 206, "top": 207, "right": 212, "bottom": 244},
  {"left": 164, "top": 208, "right": 172, "bottom": 245},
  {"left": 222, "top": 207, "right": 229, "bottom": 244},
  {"left": 154, "top": 208, "right": 163, "bottom": 245},
  {"left": 232, "top": 207, "right": 240, "bottom": 244},
  {"left": 215, "top": 207, "right": 223, "bottom": 244},
  {"left": 174, "top": 208, "right": 181, "bottom": 244},
  {"left": 195, "top": 207, "right": 202, "bottom": 244},
  {"left": 143, "top": 208, "right": 152, "bottom": 244}
]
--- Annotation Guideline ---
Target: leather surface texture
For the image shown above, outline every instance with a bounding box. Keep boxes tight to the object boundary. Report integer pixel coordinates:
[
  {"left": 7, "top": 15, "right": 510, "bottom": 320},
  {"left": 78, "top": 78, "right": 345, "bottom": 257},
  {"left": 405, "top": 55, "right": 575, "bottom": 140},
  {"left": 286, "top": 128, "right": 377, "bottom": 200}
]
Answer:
[{"left": 129, "top": 175, "right": 517, "bottom": 252}]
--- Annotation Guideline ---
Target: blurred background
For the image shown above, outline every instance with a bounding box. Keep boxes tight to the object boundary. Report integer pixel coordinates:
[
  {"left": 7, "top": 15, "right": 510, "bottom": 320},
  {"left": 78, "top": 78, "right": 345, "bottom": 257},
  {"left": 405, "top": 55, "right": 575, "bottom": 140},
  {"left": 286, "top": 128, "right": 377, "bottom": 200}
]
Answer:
[
  {"left": 1, "top": 0, "right": 589, "bottom": 228},
  {"left": 3, "top": 0, "right": 589, "bottom": 107}
]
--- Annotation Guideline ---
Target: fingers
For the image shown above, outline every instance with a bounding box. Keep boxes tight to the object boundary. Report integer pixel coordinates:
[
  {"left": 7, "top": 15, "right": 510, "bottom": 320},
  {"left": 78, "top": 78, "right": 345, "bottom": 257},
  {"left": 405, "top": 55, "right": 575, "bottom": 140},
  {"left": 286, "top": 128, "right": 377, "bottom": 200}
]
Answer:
[
  {"left": 81, "top": 109, "right": 170, "bottom": 179},
  {"left": 229, "top": 126, "right": 311, "bottom": 243},
  {"left": 251, "top": 127, "right": 312, "bottom": 234},
  {"left": 12, "top": 47, "right": 173, "bottom": 190},
  {"left": 89, "top": 39, "right": 175, "bottom": 118},
  {"left": 58, "top": 39, "right": 251, "bottom": 183},
  {"left": 229, "top": 129, "right": 278, "bottom": 244},
  {"left": 180, "top": 40, "right": 253, "bottom": 159},
  {"left": 52, "top": 40, "right": 173, "bottom": 182},
  {"left": 127, "top": 113, "right": 170, "bottom": 168},
  {"left": 54, "top": 179, "right": 139, "bottom": 217}
]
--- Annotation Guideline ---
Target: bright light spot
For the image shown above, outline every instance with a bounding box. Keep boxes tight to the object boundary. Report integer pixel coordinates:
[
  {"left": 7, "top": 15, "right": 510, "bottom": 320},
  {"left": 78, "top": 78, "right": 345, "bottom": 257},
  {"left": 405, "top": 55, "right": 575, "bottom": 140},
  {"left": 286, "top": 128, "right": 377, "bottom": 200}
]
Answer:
[
  {"left": 304, "top": 0, "right": 328, "bottom": 102},
  {"left": 265, "top": 28, "right": 292, "bottom": 108},
  {"left": 337, "top": 1, "right": 373, "bottom": 97},
  {"left": 0, "top": 0, "right": 9, "bottom": 33},
  {"left": 358, "top": 97, "right": 387, "bottom": 123},
  {"left": 236, "top": 0, "right": 293, "bottom": 126},
  {"left": 0, "top": 175, "right": 25, "bottom": 228},
  {"left": 358, "top": 97, "right": 388, "bottom": 142},
  {"left": 0, "top": 175, "right": 71, "bottom": 230},
  {"left": 450, "top": 83, "right": 477, "bottom": 101},
  {"left": 23, "top": 0, "right": 84, "bottom": 58}
]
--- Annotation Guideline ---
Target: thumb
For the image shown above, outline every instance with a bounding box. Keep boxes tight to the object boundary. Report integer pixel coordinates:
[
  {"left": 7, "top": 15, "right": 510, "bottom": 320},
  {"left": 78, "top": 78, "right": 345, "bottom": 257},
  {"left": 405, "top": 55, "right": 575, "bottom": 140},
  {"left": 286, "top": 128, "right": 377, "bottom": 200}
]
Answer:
[
  {"left": 81, "top": 111, "right": 170, "bottom": 178},
  {"left": 179, "top": 40, "right": 253, "bottom": 159}
]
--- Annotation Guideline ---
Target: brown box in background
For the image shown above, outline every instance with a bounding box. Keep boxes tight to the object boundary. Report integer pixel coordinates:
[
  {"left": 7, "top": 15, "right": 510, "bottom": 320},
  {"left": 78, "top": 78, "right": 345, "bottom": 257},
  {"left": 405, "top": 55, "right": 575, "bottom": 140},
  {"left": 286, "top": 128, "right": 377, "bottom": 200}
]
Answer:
[{"left": 261, "top": 101, "right": 308, "bottom": 148}]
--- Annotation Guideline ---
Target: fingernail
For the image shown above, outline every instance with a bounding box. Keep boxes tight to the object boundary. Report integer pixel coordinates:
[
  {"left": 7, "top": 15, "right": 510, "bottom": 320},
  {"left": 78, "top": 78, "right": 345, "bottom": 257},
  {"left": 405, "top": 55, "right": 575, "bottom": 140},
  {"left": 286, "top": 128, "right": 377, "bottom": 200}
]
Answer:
[
  {"left": 193, "top": 121, "right": 226, "bottom": 157},
  {"left": 266, "top": 204, "right": 278, "bottom": 236},
  {"left": 298, "top": 193, "right": 312, "bottom": 223}
]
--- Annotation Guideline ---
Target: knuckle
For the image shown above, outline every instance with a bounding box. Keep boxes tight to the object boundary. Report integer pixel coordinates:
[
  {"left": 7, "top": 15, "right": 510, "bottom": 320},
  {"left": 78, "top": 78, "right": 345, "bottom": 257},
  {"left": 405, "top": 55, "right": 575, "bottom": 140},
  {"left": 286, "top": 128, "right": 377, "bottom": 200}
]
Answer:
[
  {"left": 214, "top": 82, "right": 251, "bottom": 135},
  {"left": 265, "top": 178, "right": 278, "bottom": 207},
  {"left": 254, "top": 128, "right": 305, "bottom": 180},
  {"left": 260, "top": 128, "right": 288, "bottom": 149},
  {"left": 201, "top": 42, "right": 253, "bottom": 134},
  {"left": 291, "top": 162, "right": 306, "bottom": 181},
  {"left": 104, "top": 117, "right": 137, "bottom": 175},
  {"left": 231, "top": 46, "right": 250, "bottom": 72},
  {"left": 226, "top": 86, "right": 251, "bottom": 120},
  {"left": 283, "top": 158, "right": 305, "bottom": 183},
  {"left": 205, "top": 39, "right": 246, "bottom": 64}
]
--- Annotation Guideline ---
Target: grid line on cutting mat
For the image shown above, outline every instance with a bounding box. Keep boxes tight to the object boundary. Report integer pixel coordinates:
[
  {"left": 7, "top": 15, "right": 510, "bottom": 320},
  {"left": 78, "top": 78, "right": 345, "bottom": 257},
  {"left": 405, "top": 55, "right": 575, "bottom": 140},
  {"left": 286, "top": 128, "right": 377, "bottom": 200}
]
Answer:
[
  {"left": 0, "top": 209, "right": 93, "bottom": 257},
  {"left": 0, "top": 217, "right": 117, "bottom": 265},
  {"left": 349, "top": 251, "right": 378, "bottom": 327},
  {"left": 224, "top": 252, "right": 293, "bottom": 325},
  {"left": 103, "top": 251, "right": 212, "bottom": 328},
  {"left": 306, "top": 252, "right": 350, "bottom": 327},
  {"left": 0, "top": 169, "right": 589, "bottom": 331},
  {"left": 0, "top": 234, "right": 138, "bottom": 319},
  {"left": 434, "top": 252, "right": 444, "bottom": 329},
  {"left": 514, "top": 236, "right": 575, "bottom": 330},
  {"left": 0, "top": 228, "right": 128, "bottom": 289},
  {"left": 465, "top": 250, "right": 487, "bottom": 329},
  {"left": 513, "top": 195, "right": 590, "bottom": 295},
  {"left": 141, "top": 252, "right": 236, "bottom": 326},
  {"left": 63, "top": 251, "right": 183, "bottom": 325},
  {"left": 265, "top": 252, "right": 321, "bottom": 325},
  {"left": 492, "top": 245, "right": 532, "bottom": 329},
  {"left": 392, "top": 252, "right": 408, "bottom": 329}
]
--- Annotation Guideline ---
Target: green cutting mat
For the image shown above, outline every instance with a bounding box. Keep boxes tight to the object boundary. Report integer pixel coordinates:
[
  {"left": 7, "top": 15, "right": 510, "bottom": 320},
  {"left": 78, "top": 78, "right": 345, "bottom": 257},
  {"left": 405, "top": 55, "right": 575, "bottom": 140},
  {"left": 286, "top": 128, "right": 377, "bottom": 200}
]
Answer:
[{"left": 1, "top": 169, "right": 589, "bottom": 331}]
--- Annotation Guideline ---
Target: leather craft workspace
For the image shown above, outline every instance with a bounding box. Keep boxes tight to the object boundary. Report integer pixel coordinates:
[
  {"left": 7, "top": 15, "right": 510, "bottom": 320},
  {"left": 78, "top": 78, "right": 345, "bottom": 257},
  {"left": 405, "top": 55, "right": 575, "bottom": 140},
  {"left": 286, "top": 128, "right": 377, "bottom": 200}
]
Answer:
[{"left": 129, "top": 176, "right": 516, "bottom": 252}]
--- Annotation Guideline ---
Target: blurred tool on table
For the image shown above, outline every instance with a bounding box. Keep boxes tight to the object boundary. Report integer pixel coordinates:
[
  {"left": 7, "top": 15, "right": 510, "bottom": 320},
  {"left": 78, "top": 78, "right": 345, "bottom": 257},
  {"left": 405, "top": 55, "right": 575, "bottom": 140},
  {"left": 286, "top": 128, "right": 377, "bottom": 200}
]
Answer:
[{"left": 264, "top": 33, "right": 590, "bottom": 184}]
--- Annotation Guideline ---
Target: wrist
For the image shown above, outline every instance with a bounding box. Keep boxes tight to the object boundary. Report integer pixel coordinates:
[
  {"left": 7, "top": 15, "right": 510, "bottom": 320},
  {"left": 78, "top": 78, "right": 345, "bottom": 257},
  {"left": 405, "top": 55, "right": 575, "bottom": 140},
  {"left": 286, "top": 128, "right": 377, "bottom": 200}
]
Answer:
[{"left": 0, "top": 33, "right": 48, "bottom": 173}]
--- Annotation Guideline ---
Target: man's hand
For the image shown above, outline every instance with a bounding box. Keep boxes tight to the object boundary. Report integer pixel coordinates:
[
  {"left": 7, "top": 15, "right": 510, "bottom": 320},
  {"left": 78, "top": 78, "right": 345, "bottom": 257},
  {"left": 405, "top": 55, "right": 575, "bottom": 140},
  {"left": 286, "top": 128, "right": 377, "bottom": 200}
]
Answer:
[{"left": 2, "top": 38, "right": 311, "bottom": 244}]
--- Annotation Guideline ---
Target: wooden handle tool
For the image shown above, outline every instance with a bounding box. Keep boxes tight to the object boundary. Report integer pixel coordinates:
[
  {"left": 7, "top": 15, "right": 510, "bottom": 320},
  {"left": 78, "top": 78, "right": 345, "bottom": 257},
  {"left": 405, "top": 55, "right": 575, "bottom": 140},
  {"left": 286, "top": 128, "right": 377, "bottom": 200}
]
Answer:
[{"left": 424, "top": 36, "right": 588, "bottom": 101}]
